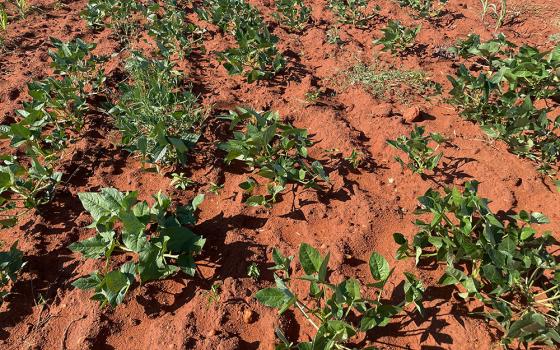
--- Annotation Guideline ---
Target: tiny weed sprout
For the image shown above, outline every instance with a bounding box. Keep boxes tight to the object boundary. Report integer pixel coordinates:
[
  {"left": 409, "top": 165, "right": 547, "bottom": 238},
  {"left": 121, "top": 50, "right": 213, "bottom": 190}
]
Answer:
[
  {"left": 395, "top": 182, "right": 560, "bottom": 346},
  {"left": 273, "top": 0, "right": 310, "bottom": 32},
  {"left": 9, "top": 0, "right": 29, "bottom": 18},
  {"left": 247, "top": 262, "right": 260, "bottom": 280},
  {"left": 220, "top": 108, "right": 328, "bottom": 206},
  {"left": 70, "top": 189, "right": 205, "bottom": 307},
  {"left": 208, "top": 182, "right": 224, "bottom": 194},
  {"left": 448, "top": 39, "right": 560, "bottom": 174},
  {"left": 0, "top": 242, "right": 25, "bottom": 306},
  {"left": 345, "top": 61, "right": 441, "bottom": 102},
  {"left": 328, "top": 0, "right": 378, "bottom": 27},
  {"left": 206, "top": 283, "right": 221, "bottom": 305},
  {"left": 256, "top": 244, "right": 424, "bottom": 349},
  {"left": 387, "top": 126, "right": 444, "bottom": 174},
  {"left": 110, "top": 53, "right": 207, "bottom": 166},
  {"left": 376, "top": 20, "right": 421, "bottom": 55},
  {"left": 344, "top": 148, "right": 364, "bottom": 169},
  {"left": 0, "top": 6, "right": 7, "bottom": 31},
  {"left": 480, "top": 0, "right": 507, "bottom": 29}
]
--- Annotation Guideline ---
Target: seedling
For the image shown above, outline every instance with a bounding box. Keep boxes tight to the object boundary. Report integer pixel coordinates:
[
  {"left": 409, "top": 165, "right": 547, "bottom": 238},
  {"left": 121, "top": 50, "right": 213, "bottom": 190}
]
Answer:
[
  {"left": 376, "top": 20, "right": 421, "bottom": 55},
  {"left": 207, "top": 283, "right": 221, "bottom": 305},
  {"left": 247, "top": 262, "right": 260, "bottom": 280},
  {"left": 208, "top": 182, "right": 224, "bottom": 194},
  {"left": 110, "top": 53, "right": 206, "bottom": 165},
  {"left": 273, "top": 0, "right": 310, "bottom": 32},
  {"left": 394, "top": 182, "right": 560, "bottom": 346},
  {"left": 220, "top": 108, "right": 328, "bottom": 206},
  {"left": 387, "top": 126, "right": 444, "bottom": 174},
  {"left": 480, "top": 0, "right": 508, "bottom": 29},
  {"left": 70, "top": 189, "right": 205, "bottom": 307},
  {"left": 256, "top": 244, "right": 424, "bottom": 349},
  {"left": 326, "top": 26, "right": 344, "bottom": 45},
  {"left": 344, "top": 149, "right": 364, "bottom": 169},
  {"left": 170, "top": 173, "right": 196, "bottom": 190},
  {"left": 305, "top": 89, "right": 321, "bottom": 104},
  {"left": 0, "top": 242, "right": 25, "bottom": 306},
  {"left": 9, "top": 0, "right": 29, "bottom": 18},
  {"left": 0, "top": 6, "right": 7, "bottom": 32}
]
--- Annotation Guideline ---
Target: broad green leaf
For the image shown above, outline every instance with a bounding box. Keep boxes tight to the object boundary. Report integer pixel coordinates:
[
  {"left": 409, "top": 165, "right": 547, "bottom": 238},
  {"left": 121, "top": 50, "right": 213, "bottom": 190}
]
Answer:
[
  {"left": 369, "top": 252, "right": 390, "bottom": 281},
  {"left": 299, "top": 243, "right": 322, "bottom": 275}
]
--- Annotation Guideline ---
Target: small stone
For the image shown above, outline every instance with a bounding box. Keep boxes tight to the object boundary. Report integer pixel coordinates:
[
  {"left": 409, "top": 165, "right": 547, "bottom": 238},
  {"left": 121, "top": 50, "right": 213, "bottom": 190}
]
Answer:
[
  {"left": 207, "top": 329, "right": 216, "bottom": 337},
  {"left": 373, "top": 103, "right": 393, "bottom": 117},
  {"left": 402, "top": 106, "right": 421, "bottom": 123},
  {"left": 243, "top": 309, "right": 256, "bottom": 324}
]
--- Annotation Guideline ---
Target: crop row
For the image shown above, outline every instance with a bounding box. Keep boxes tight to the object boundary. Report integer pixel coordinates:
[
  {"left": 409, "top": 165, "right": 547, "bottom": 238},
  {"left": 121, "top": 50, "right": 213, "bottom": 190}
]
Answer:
[{"left": 0, "top": 0, "right": 559, "bottom": 348}]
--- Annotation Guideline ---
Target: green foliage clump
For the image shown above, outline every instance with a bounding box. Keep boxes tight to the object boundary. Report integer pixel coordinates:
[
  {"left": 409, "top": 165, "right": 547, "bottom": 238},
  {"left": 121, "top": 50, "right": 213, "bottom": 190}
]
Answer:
[
  {"left": 0, "top": 242, "right": 25, "bottom": 306},
  {"left": 448, "top": 37, "right": 560, "bottom": 174},
  {"left": 0, "top": 38, "right": 104, "bottom": 226},
  {"left": 273, "top": 0, "right": 311, "bottom": 32},
  {"left": 256, "top": 243, "right": 424, "bottom": 349},
  {"left": 218, "top": 26, "right": 286, "bottom": 83},
  {"left": 345, "top": 62, "right": 440, "bottom": 102},
  {"left": 220, "top": 108, "right": 328, "bottom": 206},
  {"left": 70, "top": 188, "right": 205, "bottom": 307},
  {"left": 395, "top": 182, "right": 560, "bottom": 347},
  {"left": 387, "top": 126, "right": 444, "bottom": 174},
  {"left": 397, "top": 0, "right": 447, "bottom": 18},
  {"left": 328, "top": 0, "right": 377, "bottom": 27},
  {"left": 376, "top": 20, "right": 420, "bottom": 55},
  {"left": 110, "top": 53, "right": 207, "bottom": 165},
  {"left": 199, "top": 0, "right": 286, "bottom": 83},
  {"left": 145, "top": 1, "right": 205, "bottom": 58},
  {"left": 82, "top": 0, "right": 145, "bottom": 40}
]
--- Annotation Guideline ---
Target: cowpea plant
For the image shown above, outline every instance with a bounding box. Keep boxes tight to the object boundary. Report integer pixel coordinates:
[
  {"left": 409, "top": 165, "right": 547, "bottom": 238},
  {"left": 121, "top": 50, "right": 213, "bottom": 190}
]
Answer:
[
  {"left": 197, "top": 0, "right": 262, "bottom": 35},
  {"left": 218, "top": 26, "right": 286, "bottom": 83},
  {"left": 110, "top": 53, "right": 207, "bottom": 166},
  {"left": 0, "top": 38, "right": 102, "bottom": 227},
  {"left": 273, "top": 0, "right": 311, "bottom": 32},
  {"left": 220, "top": 108, "right": 328, "bottom": 206},
  {"left": 256, "top": 244, "right": 424, "bottom": 349},
  {"left": 145, "top": 1, "right": 205, "bottom": 58},
  {"left": 448, "top": 41, "right": 560, "bottom": 174},
  {"left": 376, "top": 20, "right": 421, "bottom": 55},
  {"left": 0, "top": 242, "right": 25, "bottom": 306},
  {"left": 328, "top": 0, "right": 377, "bottom": 27},
  {"left": 70, "top": 188, "right": 205, "bottom": 307},
  {"left": 394, "top": 181, "right": 560, "bottom": 347},
  {"left": 387, "top": 126, "right": 444, "bottom": 174},
  {"left": 81, "top": 0, "right": 145, "bottom": 41}
]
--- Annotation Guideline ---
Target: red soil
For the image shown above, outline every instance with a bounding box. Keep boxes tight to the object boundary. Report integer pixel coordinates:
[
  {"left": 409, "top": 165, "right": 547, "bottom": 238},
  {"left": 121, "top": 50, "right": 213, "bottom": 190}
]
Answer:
[{"left": 0, "top": 0, "right": 559, "bottom": 349}]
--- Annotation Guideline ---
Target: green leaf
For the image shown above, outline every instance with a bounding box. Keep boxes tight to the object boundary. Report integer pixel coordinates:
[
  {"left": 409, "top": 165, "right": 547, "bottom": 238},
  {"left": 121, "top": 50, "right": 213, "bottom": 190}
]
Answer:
[
  {"left": 369, "top": 252, "right": 390, "bottom": 281},
  {"left": 72, "top": 273, "right": 102, "bottom": 290},
  {"left": 68, "top": 232, "right": 114, "bottom": 259},
  {"left": 299, "top": 243, "right": 322, "bottom": 275}
]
